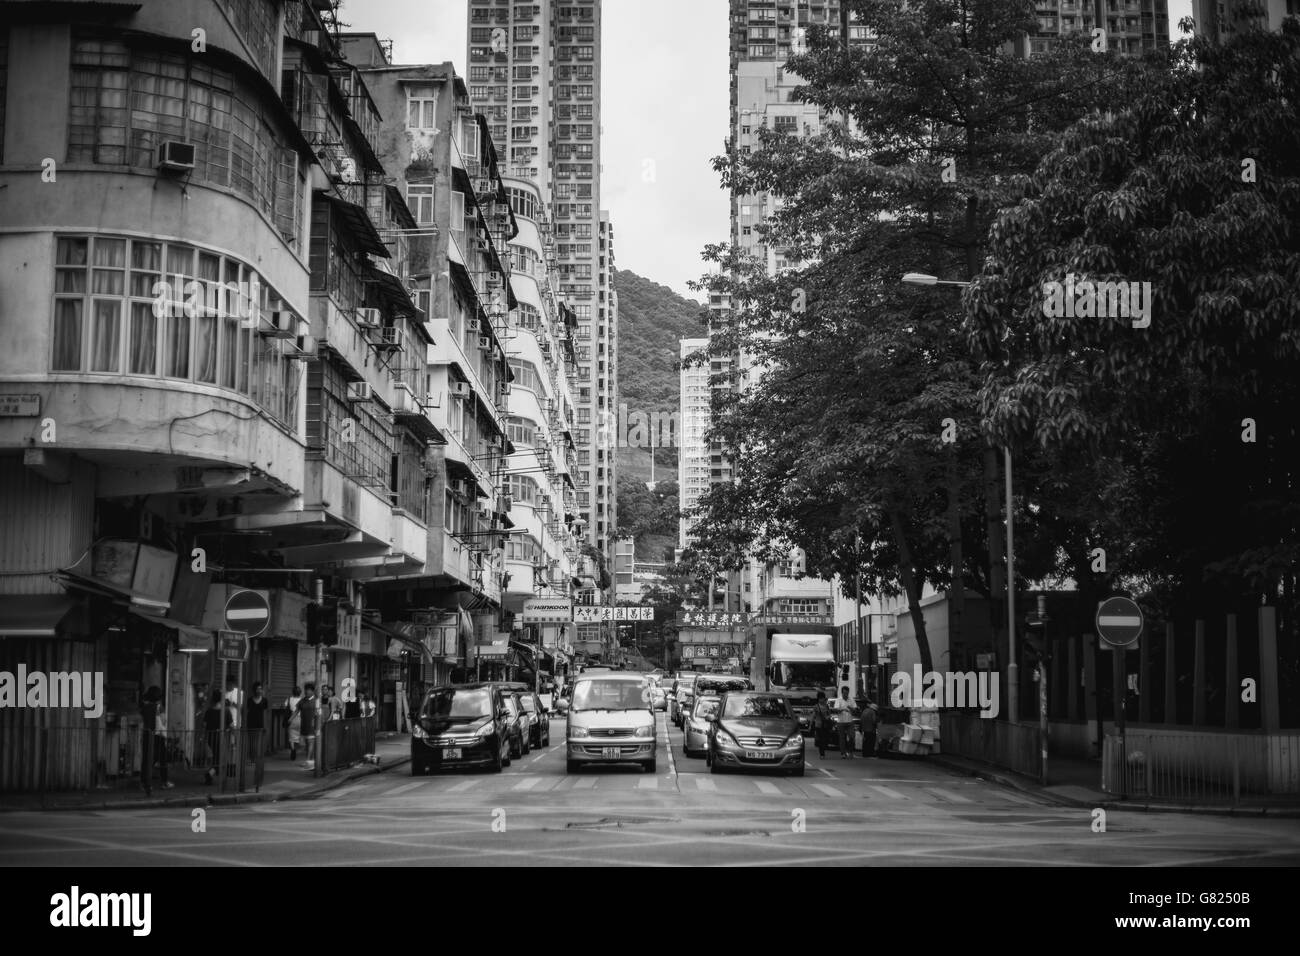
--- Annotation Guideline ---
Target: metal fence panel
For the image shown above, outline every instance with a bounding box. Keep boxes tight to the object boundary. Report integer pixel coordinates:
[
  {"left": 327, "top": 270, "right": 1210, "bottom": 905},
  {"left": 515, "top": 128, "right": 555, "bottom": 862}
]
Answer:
[
  {"left": 939, "top": 713, "right": 1041, "bottom": 778},
  {"left": 1102, "top": 730, "right": 1300, "bottom": 801}
]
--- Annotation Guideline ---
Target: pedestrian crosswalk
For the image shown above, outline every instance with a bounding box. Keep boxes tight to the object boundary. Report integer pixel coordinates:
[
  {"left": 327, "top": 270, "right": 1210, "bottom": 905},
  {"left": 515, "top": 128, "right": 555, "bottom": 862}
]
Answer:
[{"left": 371, "top": 771, "right": 1044, "bottom": 807}]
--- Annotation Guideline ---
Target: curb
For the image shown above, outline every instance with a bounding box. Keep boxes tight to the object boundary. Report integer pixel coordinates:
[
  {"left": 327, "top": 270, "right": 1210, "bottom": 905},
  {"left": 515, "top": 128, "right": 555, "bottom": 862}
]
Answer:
[
  {"left": 0, "top": 754, "right": 412, "bottom": 813},
  {"left": 930, "top": 755, "right": 1300, "bottom": 817}
]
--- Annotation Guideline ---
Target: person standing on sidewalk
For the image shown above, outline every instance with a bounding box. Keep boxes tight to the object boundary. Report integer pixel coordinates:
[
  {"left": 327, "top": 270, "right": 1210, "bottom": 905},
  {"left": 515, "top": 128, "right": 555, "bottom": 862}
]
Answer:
[
  {"left": 811, "top": 691, "right": 832, "bottom": 759},
  {"left": 831, "top": 686, "right": 856, "bottom": 758},
  {"left": 202, "top": 693, "right": 223, "bottom": 785},
  {"left": 138, "top": 686, "right": 173, "bottom": 794},
  {"left": 285, "top": 685, "right": 303, "bottom": 761},
  {"left": 246, "top": 682, "right": 269, "bottom": 759},
  {"left": 860, "top": 701, "right": 879, "bottom": 758},
  {"left": 299, "top": 683, "right": 319, "bottom": 771}
]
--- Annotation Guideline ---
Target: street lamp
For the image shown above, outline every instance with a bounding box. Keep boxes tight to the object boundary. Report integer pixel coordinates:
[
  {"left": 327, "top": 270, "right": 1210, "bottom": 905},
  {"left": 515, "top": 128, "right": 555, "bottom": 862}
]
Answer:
[{"left": 900, "top": 271, "right": 1019, "bottom": 724}]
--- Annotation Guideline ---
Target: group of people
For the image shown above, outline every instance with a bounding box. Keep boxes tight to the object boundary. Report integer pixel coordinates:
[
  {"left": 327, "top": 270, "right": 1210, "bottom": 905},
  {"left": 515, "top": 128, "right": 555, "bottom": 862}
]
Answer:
[
  {"left": 135, "top": 677, "right": 378, "bottom": 792},
  {"left": 281, "top": 681, "right": 377, "bottom": 771},
  {"left": 811, "top": 686, "right": 880, "bottom": 759}
]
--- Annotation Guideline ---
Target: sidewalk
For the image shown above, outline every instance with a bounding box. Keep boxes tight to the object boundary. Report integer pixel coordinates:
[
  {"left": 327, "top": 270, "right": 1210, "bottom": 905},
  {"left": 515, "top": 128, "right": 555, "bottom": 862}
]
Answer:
[
  {"left": 930, "top": 751, "right": 1300, "bottom": 817},
  {"left": 0, "top": 733, "right": 413, "bottom": 813}
]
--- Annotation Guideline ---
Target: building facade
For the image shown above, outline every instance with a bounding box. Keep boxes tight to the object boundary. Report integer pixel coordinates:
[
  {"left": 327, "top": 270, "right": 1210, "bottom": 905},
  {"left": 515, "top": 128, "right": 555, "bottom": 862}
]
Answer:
[{"left": 465, "top": 0, "right": 616, "bottom": 573}]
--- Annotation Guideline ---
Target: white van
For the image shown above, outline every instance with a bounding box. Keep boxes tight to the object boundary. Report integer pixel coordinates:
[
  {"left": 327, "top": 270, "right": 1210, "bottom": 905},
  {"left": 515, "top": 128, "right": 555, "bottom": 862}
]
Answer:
[{"left": 565, "top": 672, "right": 657, "bottom": 773}]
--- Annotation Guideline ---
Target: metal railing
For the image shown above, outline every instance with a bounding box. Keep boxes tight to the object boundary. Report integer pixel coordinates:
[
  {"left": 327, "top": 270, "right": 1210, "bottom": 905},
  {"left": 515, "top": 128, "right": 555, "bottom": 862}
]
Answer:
[
  {"left": 1102, "top": 730, "right": 1300, "bottom": 802},
  {"left": 318, "top": 717, "right": 377, "bottom": 773},
  {"left": 940, "top": 713, "right": 1042, "bottom": 779}
]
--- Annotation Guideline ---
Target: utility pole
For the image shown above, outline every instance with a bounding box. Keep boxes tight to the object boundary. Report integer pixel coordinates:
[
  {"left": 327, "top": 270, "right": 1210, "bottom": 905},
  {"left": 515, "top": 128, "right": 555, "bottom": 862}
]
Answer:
[{"left": 855, "top": 532, "right": 863, "bottom": 698}]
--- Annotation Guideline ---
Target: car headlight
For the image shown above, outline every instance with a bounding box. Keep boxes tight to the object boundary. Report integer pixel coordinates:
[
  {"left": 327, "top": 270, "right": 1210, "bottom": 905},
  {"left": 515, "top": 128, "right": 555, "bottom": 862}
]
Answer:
[
  {"left": 412, "top": 722, "right": 427, "bottom": 739},
  {"left": 475, "top": 721, "right": 495, "bottom": 737},
  {"left": 633, "top": 725, "right": 654, "bottom": 738},
  {"left": 784, "top": 733, "right": 804, "bottom": 748},
  {"left": 570, "top": 727, "right": 589, "bottom": 738},
  {"left": 716, "top": 727, "right": 739, "bottom": 747}
]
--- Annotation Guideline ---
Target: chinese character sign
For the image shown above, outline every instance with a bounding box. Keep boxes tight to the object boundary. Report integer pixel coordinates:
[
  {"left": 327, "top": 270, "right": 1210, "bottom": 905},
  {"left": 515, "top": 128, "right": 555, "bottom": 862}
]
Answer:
[{"left": 677, "top": 611, "right": 748, "bottom": 628}]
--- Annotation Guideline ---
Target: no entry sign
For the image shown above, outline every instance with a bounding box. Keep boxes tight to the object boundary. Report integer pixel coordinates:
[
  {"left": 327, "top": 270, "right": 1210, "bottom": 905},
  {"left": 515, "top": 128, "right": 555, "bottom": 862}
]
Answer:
[
  {"left": 1096, "top": 596, "right": 1143, "bottom": 648},
  {"left": 224, "top": 589, "right": 270, "bottom": 638}
]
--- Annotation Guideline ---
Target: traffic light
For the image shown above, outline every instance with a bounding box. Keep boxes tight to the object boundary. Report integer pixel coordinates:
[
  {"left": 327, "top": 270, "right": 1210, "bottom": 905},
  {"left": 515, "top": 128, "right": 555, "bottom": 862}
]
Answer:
[
  {"left": 306, "top": 602, "right": 323, "bottom": 645},
  {"left": 1022, "top": 633, "right": 1046, "bottom": 669},
  {"left": 306, "top": 599, "right": 339, "bottom": 646}
]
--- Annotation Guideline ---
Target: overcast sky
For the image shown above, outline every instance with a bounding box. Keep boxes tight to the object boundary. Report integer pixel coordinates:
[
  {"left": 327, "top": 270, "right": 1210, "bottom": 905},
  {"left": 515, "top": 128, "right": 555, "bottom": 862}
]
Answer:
[{"left": 349, "top": 1, "right": 1194, "bottom": 303}]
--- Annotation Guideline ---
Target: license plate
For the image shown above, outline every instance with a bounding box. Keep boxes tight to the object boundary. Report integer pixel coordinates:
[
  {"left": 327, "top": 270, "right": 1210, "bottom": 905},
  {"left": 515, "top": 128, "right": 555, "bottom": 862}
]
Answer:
[
  {"left": 443, "top": 748, "right": 461, "bottom": 760},
  {"left": 601, "top": 747, "right": 621, "bottom": 758},
  {"left": 744, "top": 750, "right": 775, "bottom": 760}
]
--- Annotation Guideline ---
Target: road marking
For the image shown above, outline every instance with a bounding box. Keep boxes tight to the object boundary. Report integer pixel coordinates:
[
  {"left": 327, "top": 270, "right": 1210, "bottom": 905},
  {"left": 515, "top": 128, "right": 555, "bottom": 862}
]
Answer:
[
  {"left": 446, "top": 779, "right": 480, "bottom": 793},
  {"left": 816, "top": 767, "right": 834, "bottom": 777},
  {"left": 636, "top": 776, "right": 659, "bottom": 790},
  {"left": 695, "top": 777, "right": 717, "bottom": 792},
  {"left": 925, "top": 788, "right": 974, "bottom": 803},
  {"left": 997, "top": 791, "right": 1039, "bottom": 806},
  {"left": 324, "top": 784, "right": 363, "bottom": 800},
  {"left": 384, "top": 780, "right": 427, "bottom": 797},
  {"left": 569, "top": 776, "right": 597, "bottom": 789},
  {"left": 528, "top": 753, "right": 546, "bottom": 764},
  {"left": 869, "top": 785, "right": 905, "bottom": 800},
  {"left": 512, "top": 776, "right": 542, "bottom": 791},
  {"left": 810, "top": 782, "right": 844, "bottom": 798},
  {"left": 754, "top": 781, "right": 781, "bottom": 795}
]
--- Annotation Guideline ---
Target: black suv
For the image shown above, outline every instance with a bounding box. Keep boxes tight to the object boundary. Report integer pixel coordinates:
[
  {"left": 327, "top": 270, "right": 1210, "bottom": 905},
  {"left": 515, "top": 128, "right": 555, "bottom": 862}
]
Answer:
[
  {"left": 411, "top": 683, "right": 513, "bottom": 774},
  {"left": 486, "top": 682, "right": 531, "bottom": 758}
]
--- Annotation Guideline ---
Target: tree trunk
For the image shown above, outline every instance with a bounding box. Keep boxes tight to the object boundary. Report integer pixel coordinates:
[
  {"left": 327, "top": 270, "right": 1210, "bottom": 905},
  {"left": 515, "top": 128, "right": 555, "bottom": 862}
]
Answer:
[
  {"left": 983, "top": 445, "right": 1006, "bottom": 639},
  {"left": 889, "top": 508, "right": 934, "bottom": 673},
  {"left": 947, "top": 452, "right": 965, "bottom": 654}
]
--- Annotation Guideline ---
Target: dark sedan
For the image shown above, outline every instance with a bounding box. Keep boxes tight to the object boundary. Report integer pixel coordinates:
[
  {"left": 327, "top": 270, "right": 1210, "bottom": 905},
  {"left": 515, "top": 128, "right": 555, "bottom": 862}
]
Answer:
[
  {"left": 410, "top": 684, "right": 513, "bottom": 774},
  {"left": 706, "top": 691, "right": 804, "bottom": 776}
]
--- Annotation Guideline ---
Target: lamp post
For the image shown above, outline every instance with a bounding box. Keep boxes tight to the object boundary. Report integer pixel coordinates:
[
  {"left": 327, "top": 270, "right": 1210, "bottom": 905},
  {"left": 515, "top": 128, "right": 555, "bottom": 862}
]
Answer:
[{"left": 900, "top": 272, "right": 1018, "bottom": 724}]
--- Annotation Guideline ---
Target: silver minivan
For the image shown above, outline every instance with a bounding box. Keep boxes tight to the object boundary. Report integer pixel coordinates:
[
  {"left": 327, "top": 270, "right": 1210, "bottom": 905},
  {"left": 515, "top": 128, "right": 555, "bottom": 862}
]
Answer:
[{"left": 565, "top": 672, "right": 657, "bottom": 773}]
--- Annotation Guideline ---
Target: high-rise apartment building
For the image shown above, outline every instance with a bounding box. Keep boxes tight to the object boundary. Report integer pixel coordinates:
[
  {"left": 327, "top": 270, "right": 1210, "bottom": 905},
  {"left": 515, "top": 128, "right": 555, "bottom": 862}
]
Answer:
[
  {"left": 1023, "top": 1, "right": 1171, "bottom": 55},
  {"left": 465, "top": 0, "right": 616, "bottom": 576},
  {"left": 1192, "top": 0, "right": 1296, "bottom": 41},
  {"left": 678, "top": 337, "right": 713, "bottom": 551}
]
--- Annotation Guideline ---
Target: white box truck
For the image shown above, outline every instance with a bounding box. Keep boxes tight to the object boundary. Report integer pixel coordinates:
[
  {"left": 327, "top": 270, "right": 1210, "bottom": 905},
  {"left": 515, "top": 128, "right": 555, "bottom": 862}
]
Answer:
[{"left": 752, "top": 632, "right": 838, "bottom": 732}]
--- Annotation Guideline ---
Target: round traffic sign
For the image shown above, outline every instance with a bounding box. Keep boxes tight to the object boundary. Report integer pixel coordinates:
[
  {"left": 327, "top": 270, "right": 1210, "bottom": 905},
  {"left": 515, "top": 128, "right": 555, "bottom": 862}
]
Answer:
[
  {"left": 224, "top": 589, "right": 270, "bottom": 638},
  {"left": 1096, "top": 596, "right": 1143, "bottom": 648}
]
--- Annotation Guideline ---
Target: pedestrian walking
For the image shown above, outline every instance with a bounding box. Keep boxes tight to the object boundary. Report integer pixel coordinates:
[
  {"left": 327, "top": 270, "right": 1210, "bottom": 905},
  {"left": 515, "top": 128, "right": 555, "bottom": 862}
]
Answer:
[
  {"left": 284, "top": 685, "right": 303, "bottom": 761},
  {"left": 299, "top": 683, "right": 319, "bottom": 771},
  {"left": 246, "top": 682, "right": 269, "bottom": 759},
  {"left": 860, "top": 701, "right": 879, "bottom": 758},
  {"left": 202, "top": 693, "right": 223, "bottom": 785},
  {"left": 831, "top": 686, "right": 856, "bottom": 758},
  {"left": 138, "top": 686, "right": 173, "bottom": 794},
  {"left": 223, "top": 694, "right": 240, "bottom": 778},
  {"left": 341, "top": 677, "right": 360, "bottom": 719},
  {"left": 323, "top": 684, "right": 344, "bottom": 722},
  {"left": 811, "top": 691, "right": 832, "bottom": 758}
]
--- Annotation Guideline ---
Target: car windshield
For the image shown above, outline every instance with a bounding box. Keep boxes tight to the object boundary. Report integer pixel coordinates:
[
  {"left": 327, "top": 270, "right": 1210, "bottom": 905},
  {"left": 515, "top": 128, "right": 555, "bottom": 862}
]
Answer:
[
  {"left": 502, "top": 696, "right": 518, "bottom": 715},
  {"left": 520, "top": 697, "right": 537, "bottom": 713},
  {"left": 773, "top": 662, "right": 837, "bottom": 688},
  {"left": 571, "top": 679, "right": 649, "bottom": 711},
  {"left": 693, "top": 697, "right": 720, "bottom": 719},
  {"left": 421, "top": 688, "right": 490, "bottom": 720},
  {"left": 723, "top": 696, "right": 791, "bottom": 719}
]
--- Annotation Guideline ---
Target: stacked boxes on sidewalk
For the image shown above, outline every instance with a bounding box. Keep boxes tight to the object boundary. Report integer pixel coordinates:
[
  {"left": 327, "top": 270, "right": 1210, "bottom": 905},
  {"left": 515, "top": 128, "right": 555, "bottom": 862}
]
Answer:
[{"left": 898, "top": 707, "right": 941, "bottom": 756}]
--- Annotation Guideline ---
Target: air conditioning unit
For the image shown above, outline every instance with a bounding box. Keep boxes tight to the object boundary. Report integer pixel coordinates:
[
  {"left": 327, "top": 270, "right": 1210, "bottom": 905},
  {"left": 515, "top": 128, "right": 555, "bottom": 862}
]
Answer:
[
  {"left": 356, "top": 308, "right": 381, "bottom": 329},
  {"left": 449, "top": 381, "right": 470, "bottom": 398},
  {"left": 467, "top": 318, "right": 481, "bottom": 332},
  {"left": 475, "top": 178, "right": 493, "bottom": 196},
  {"left": 157, "top": 141, "right": 196, "bottom": 173},
  {"left": 477, "top": 335, "right": 491, "bottom": 351},
  {"left": 486, "top": 272, "right": 503, "bottom": 288},
  {"left": 261, "top": 310, "right": 295, "bottom": 338},
  {"left": 288, "top": 334, "right": 317, "bottom": 359},
  {"left": 377, "top": 327, "right": 402, "bottom": 350},
  {"left": 497, "top": 495, "right": 513, "bottom": 513},
  {"left": 338, "top": 157, "right": 359, "bottom": 183},
  {"left": 347, "top": 381, "right": 374, "bottom": 403},
  {"left": 477, "top": 507, "right": 492, "bottom": 520},
  {"left": 475, "top": 237, "right": 490, "bottom": 253},
  {"left": 499, "top": 382, "right": 511, "bottom": 395}
]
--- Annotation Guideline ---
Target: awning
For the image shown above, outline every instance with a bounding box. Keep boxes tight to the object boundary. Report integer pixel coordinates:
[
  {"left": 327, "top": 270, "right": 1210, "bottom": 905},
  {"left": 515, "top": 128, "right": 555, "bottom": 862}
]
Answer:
[
  {"left": 364, "top": 263, "right": 420, "bottom": 317},
  {"left": 363, "top": 618, "right": 433, "bottom": 662},
  {"left": 56, "top": 567, "right": 170, "bottom": 614},
  {"left": 318, "top": 192, "right": 390, "bottom": 257},
  {"left": 130, "top": 610, "right": 213, "bottom": 650},
  {"left": 0, "top": 595, "right": 75, "bottom": 638}
]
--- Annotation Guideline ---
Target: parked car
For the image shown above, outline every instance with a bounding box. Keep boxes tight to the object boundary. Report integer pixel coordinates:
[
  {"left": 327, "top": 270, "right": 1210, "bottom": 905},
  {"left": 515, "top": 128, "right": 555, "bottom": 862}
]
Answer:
[
  {"left": 410, "top": 683, "right": 513, "bottom": 774},
  {"left": 566, "top": 672, "right": 657, "bottom": 773},
  {"left": 706, "top": 691, "right": 804, "bottom": 776},
  {"left": 650, "top": 684, "right": 667, "bottom": 711},
  {"left": 519, "top": 690, "right": 551, "bottom": 748},
  {"left": 683, "top": 695, "right": 721, "bottom": 757}
]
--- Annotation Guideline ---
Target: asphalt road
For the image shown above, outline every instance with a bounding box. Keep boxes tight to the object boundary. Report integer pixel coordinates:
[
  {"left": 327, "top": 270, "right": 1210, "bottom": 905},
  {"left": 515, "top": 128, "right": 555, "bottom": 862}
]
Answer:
[{"left": 2, "top": 713, "right": 1298, "bottom": 866}]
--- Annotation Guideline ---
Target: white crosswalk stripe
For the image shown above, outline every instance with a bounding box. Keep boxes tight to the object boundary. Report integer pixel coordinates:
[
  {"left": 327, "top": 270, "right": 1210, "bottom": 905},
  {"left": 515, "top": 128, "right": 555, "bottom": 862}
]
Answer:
[
  {"left": 569, "top": 776, "right": 597, "bottom": 789},
  {"left": 384, "top": 780, "right": 426, "bottom": 797},
  {"left": 636, "top": 776, "right": 659, "bottom": 790},
  {"left": 695, "top": 777, "right": 717, "bottom": 792},
  {"left": 325, "top": 784, "right": 363, "bottom": 800},
  {"left": 810, "top": 782, "right": 844, "bottom": 798},
  {"left": 869, "top": 785, "right": 905, "bottom": 800},
  {"left": 754, "top": 781, "right": 781, "bottom": 795},
  {"left": 997, "top": 790, "right": 1039, "bottom": 806},
  {"left": 512, "top": 776, "right": 542, "bottom": 791},
  {"left": 925, "top": 788, "right": 974, "bottom": 804},
  {"left": 446, "top": 779, "right": 480, "bottom": 793}
]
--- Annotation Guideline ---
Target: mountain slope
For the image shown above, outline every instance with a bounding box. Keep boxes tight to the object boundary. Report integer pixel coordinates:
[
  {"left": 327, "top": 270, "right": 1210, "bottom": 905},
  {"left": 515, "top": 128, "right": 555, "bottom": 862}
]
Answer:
[{"left": 613, "top": 268, "right": 708, "bottom": 559}]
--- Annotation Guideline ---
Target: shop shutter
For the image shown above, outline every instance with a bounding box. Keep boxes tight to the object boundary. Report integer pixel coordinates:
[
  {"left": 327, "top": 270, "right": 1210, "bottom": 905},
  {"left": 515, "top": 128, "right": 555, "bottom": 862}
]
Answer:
[{"left": 269, "top": 643, "right": 295, "bottom": 703}]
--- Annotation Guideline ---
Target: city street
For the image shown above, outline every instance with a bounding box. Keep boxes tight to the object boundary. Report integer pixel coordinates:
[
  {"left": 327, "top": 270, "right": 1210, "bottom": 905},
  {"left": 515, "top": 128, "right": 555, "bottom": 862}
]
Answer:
[{"left": 3, "top": 714, "right": 1297, "bottom": 867}]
